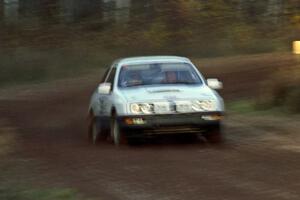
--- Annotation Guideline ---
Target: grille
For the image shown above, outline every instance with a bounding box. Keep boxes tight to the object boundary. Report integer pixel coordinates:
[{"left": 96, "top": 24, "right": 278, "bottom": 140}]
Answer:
[{"left": 142, "top": 126, "right": 204, "bottom": 135}]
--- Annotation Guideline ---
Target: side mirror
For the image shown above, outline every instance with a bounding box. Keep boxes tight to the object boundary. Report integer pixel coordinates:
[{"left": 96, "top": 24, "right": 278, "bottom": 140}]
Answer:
[
  {"left": 98, "top": 83, "right": 111, "bottom": 94},
  {"left": 207, "top": 78, "right": 223, "bottom": 90}
]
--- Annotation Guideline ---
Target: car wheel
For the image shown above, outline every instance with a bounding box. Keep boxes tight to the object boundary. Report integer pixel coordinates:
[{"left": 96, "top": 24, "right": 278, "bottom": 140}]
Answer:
[
  {"left": 111, "top": 114, "right": 127, "bottom": 146},
  {"left": 88, "top": 112, "right": 105, "bottom": 145},
  {"left": 204, "top": 124, "right": 223, "bottom": 144}
]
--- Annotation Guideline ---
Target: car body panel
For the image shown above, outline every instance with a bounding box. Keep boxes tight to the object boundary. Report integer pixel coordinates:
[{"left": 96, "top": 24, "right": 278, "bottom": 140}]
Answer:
[{"left": 88, "top": 56, "right": 224, "bottom": 136}]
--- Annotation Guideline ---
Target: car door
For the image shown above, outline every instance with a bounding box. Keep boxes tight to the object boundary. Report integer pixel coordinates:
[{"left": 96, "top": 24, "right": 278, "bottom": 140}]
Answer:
[{"left": 101, "top": 67, "right": 117, "bottom": 117}]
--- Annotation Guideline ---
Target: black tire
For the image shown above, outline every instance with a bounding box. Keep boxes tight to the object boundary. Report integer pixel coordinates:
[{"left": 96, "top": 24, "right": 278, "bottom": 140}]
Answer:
[
  {"left": 203, "top": 124, "right": 223, "bottom": 144},
  {"left": 128, "top": 137, "right": 144, "bottom": 146},
  {"left": 110, "top": 114, "right": 127, "bottom": 146},
  {"left": 88, "top": 112, "right": 106, "bottom": 145}
]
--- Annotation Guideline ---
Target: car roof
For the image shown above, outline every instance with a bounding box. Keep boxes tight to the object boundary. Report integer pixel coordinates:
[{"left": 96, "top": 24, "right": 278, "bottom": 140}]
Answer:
[{"left": 115, "top": 56, "right": 191, "bottom": 66}]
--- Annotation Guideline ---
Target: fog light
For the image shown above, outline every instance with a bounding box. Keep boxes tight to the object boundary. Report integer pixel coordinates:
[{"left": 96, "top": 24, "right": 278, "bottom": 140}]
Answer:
[
  {"left": 124, "top": 118, "right": 146, "bottom": 125},
  {"left": 133, "top": 118, "right": 146, "bottom": 125},
  {"left": 125, "top": 118, "right": 133, "bottom": 125}
]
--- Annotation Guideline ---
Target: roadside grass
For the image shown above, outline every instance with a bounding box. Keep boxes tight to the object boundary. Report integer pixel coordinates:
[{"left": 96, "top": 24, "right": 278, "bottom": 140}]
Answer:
[
  {"left": 226, "top": 99, "right": 289, "bottom": 116},
  {"left": 0, "top": 124, "right": 16, "bottom": 157},
  {"left": 0, "top": 187, "right": 80, "bottom": 200},
  {"left": 0, "top": 122, "right": 86, "bottom": 200}
]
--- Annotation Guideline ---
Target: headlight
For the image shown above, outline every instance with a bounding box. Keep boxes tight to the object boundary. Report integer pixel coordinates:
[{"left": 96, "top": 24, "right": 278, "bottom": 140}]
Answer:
[
  {"left": 130, "top": 103, "right": 141, "bottom": 114},
  {"left": 130, "top": 103, "right": 154, "bottom": 114},
  {"left": 140, "top": 103, "right": 153, "bottom": 114},
  {"left": 192, "top": 100, "right": 216, "bottom": 111}
]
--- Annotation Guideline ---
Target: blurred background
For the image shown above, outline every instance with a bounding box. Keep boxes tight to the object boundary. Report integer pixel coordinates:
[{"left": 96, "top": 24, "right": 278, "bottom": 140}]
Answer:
[
  {"left": 1, "top": 0, "right": 300, "bottom": 112},
  {"left": 1, "top": 1, "right": 300, "bottom": 200}
]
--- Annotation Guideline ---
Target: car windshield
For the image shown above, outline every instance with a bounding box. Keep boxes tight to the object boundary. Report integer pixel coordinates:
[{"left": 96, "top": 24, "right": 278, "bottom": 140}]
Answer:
[{"left": 118, "top": 63, "right": 203, "bottom": 88}]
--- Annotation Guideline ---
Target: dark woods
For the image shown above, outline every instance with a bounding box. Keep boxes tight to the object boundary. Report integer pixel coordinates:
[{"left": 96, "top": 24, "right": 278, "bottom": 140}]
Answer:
[{"left": 1, "top": 0, "right": 300, "bottom": 55}]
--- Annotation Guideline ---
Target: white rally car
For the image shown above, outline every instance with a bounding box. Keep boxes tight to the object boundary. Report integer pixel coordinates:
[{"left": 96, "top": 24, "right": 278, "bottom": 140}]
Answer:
[{"left": 88, "top": 56, "right": 224, "bottom": 145}]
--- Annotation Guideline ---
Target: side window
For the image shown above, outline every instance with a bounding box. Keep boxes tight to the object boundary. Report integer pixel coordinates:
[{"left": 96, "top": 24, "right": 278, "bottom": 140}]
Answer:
[{"left": 101, "top": 68, "right": 110, "bottom": 83}]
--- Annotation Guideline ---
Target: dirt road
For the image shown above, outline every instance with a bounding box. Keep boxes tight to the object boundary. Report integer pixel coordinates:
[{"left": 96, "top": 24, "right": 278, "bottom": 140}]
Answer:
[{"left": 1, "top": 54, "right": 300, "bottom": 200}]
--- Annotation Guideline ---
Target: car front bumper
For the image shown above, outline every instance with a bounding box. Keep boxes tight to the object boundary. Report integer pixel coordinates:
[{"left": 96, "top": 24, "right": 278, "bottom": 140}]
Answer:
[{"left": 117, "top": 112, "right": 224, "bottom": 137}]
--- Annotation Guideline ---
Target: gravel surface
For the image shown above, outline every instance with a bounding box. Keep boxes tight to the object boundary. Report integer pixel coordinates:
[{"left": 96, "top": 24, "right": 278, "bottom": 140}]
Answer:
[{"left": 1, "top": 54, "right": 299, "bottom": 200}]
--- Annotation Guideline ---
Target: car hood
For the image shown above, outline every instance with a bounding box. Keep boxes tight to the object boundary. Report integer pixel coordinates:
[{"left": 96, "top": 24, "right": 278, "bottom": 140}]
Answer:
[{"left": 120, "top": 85, "right": 216, "bottom": 102}]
